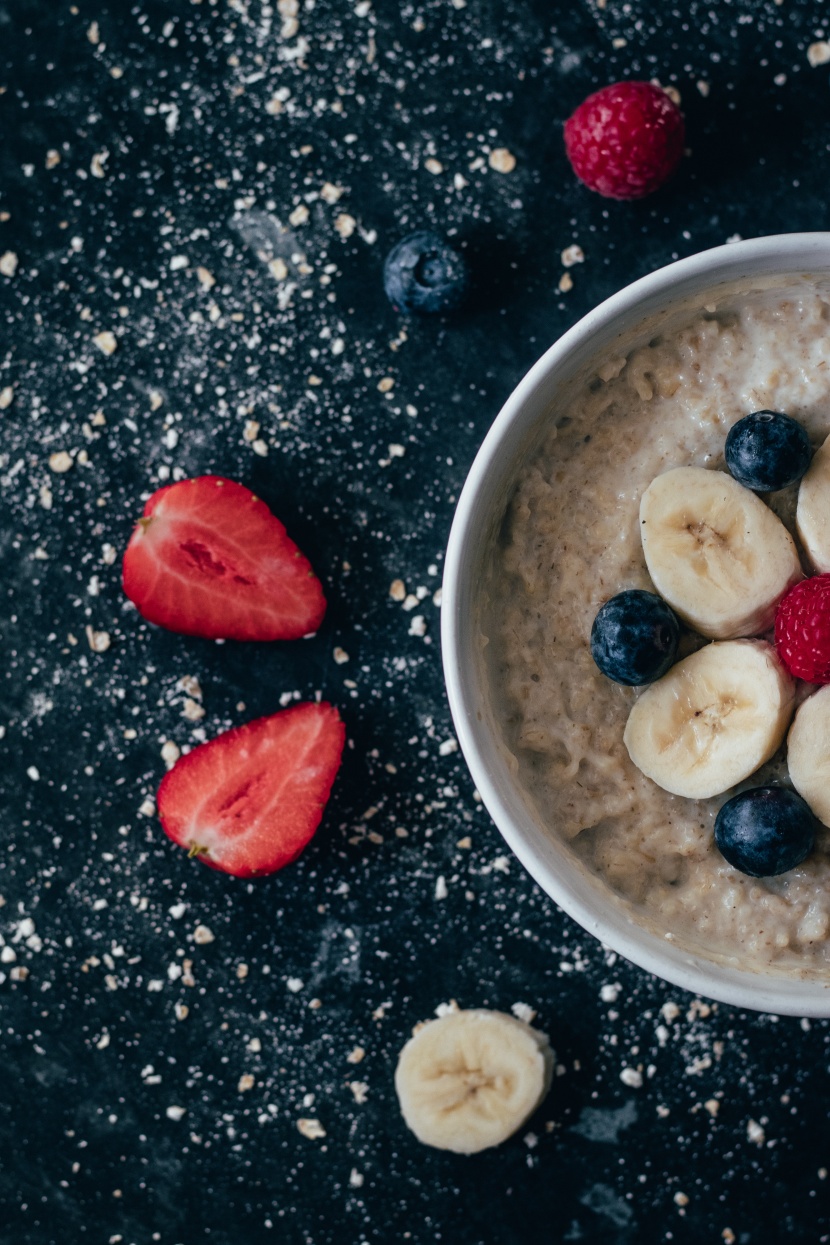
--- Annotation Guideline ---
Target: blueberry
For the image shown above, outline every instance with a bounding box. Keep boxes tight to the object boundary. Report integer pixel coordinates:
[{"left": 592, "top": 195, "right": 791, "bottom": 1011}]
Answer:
[
  {"left": 724, "top": 410, "right": 812, "bottom": 492},
  {"left": 383, "top": 231, "right": 469, "bottom": 314},
  {"left": 590, "top": 590, "right": 680, "bottom": 686},
  {"left": 714, "top": 786, "right": 818, "bottom": 877}
]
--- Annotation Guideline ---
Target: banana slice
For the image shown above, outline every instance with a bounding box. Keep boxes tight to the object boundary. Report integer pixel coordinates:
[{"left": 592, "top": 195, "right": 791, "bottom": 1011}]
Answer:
[
  {"left": 788, "top": 686, "right": 830, "bottom": 827},
  {"left": 623, "top": 640, "right": 795, "bottom": 800},
  {"left": 796, "top": 432, "right": 830, "bottom": 572},
  {"left": 394, "top": 1008, "right": 554, "bottom": 1154},
  {"left": 640, "top": 467, "right": 801, "bottom": 639}
]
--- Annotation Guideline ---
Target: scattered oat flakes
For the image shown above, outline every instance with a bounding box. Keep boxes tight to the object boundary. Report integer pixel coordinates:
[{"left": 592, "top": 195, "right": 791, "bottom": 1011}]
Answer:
[
  {"left": 193, "top": 924, "right": 215, "bottom": 945},
  {"left": 620, "top": 1067, "right": 643, "bottom": 1088},
  {"left": 389, "top": 579, "right": 406, "bottom": 602},
  {"left": 10, "top": 966, "right": 29, "bottom": 981},
  {"left": 424, "top": 157, "right": 443, "bottom": 175},
  {"left": 697, "top": 80, "right": 710, "bottom": 96},
  {"left": 93, "top": 331, "right": 118, "bottom": 355},
  {"left": 434, "top": 875, "right": 448, "bottom": 900},
  {"left": 348, "top": 1080, "right": 369, "bottom": 1104},
  {"left": 286, "top": 976, "right": 304, "bottom": 993},
  {"left": 90, "top": 150, "right": 109, "bottom": 179},
  {"left": 558, "top": 272, "right": 574, "bottom": 293},
  {"left": 174, "top": 1002, "right": 189, "bottom": 1021},
  {"left": 488, "top": 147, "right": 516, "bottom": 173},
  {"left": 166, "top": 1106, "right": 186, "bottom": 1122},
  {"left": 0, "top": 251, "right": 19, "bottom": 278},
  {"left": 335, "top": 213, "right": 357, "bottom": 239},
  {"left": 346, "top": 1046, "right": 366, "bottom": 1064},
  {"left": 268, "top": 257, "right": 288, "bottom": 280},
  {"left": 722, "top": 1231, "right": 736, "bottom": 1245},
  {"left": 408, "top": 614, "right": 427, "bottom": 637},
  {"left": 808, "top": 40, "right": 830, "bottom": 67},
  {"left": 333, "top": 647, "right": 350, "bottom": 665},
  {"left": 674, "top": 1192, "right": 689, "bottom": 1207},
  {"left": 238, "top": 1074, "right": 255, "bottom": 1092},
  {"left": 196, "top": 266, "right": 215, "bottom": 290},
  {"left": 85, "top": 626, "right": 111, "bottom": 653},
  {"left": 746, "top": 1118, "right": 765, "bottom": 1146},
  {"left": 704, "top": 1098, "right": 720, "bottom": 1117},
  {"left": 45, "top": 149, "right": 61, "bottom": 169},
  {"left": 0, "top": 386, "right": 13, "bottom": 410},
  {"left": 321, "top": 182, "right": 343, "bottom": 203},
  {"left": 297, "top": 1118, "right": 326, "bottom": 1140},
  {"left": 349, "top": 1169, "right": 364, "bottom": 1188}
]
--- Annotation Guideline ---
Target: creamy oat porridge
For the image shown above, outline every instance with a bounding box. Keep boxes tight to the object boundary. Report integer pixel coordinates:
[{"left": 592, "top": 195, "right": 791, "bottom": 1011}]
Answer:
[{"left": 488, "top": 285, "right": 830, "bottom": 972}]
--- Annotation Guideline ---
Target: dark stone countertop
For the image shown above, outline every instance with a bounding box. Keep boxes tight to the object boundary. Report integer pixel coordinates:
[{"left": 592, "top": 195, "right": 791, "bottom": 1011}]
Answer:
[{"left": 2, "top": 1, "right": 830, "bottom": 1242}]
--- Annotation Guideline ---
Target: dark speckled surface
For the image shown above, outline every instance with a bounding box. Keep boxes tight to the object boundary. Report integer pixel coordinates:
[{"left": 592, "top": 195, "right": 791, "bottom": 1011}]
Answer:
[{"left": 3, "top": 1, "right": 830, "bottom": 1242}]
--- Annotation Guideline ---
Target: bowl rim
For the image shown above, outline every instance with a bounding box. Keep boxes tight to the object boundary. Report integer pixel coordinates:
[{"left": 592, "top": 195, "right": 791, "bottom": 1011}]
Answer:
[{"left": 442, "top": 231, "right": 830, "bottom": 1016}]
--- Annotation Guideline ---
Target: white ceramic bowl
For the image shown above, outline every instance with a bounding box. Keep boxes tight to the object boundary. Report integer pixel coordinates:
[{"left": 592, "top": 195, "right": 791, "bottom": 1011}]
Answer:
[{"left": 442, "top": 232, "right": 830, "bottom": 1017}]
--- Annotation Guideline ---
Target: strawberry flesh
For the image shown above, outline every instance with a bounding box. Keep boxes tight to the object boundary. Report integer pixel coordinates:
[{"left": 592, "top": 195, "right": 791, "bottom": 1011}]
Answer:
[
  {"left": 122, "top": 475, "right": 326, "bottom": 640},
  {"left": 157, "top": 702, "right": 345, "bottom": 877}
]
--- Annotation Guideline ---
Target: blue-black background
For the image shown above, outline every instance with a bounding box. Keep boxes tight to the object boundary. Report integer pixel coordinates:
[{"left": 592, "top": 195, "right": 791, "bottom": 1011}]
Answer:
[{"left": 2, "top": 1, "right": 830, "bottom": 1242}]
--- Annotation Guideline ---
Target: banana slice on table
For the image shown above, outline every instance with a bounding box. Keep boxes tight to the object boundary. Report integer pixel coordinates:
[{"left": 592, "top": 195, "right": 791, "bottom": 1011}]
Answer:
[
  {"left": 394, "top": 1008, "right": 554, "bottom": 1154},
  {"left": 640, "top": 466, "right": 802, "bottom": 639},
  {"left": 624, "top": 640, "right": 795, "bottom": 800},
  {"left": 796, "top": 432, "right": 830, "bottom": 572},
  {"left": 788, "top": 685, "right": 830, "bottom": 828}
]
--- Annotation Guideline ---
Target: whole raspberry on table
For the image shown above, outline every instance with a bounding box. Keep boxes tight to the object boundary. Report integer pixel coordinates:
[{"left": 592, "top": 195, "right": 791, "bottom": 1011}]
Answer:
[
  {"left": 564, "top": 80, "right": 685, "bottom": 200},
  {"left": 775, "top": 575, "right": 830, "bottom": 683}
]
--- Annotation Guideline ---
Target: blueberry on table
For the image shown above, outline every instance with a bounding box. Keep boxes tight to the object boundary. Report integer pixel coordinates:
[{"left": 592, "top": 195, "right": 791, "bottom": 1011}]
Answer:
[
  {"left": 714, "top": 787, "right": 818, "bottom": 877},
  {"left": 590, "top": 589, "right": 680, "bottom": 686},
  {"left": 383, "top": 231, "right": 469, "bottom": 314},
  {"left": 724, "top": 410, "right": 813, "bottom": 492}
]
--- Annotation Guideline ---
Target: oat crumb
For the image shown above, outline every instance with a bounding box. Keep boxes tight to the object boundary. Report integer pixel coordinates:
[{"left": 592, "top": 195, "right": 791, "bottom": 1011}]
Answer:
[
  {"left": 297, "top": 1117, "right": 326, "bottom": 1140},
  {"left": 193, "top": 925, "right": 215, "bottom": 945},
  {"left": 335, "top": 213, "right": 357, "bottom": 239},
  {"left": 346, "top": 1046, "right": 366, "bottom": 1064},
  {"left": 238, "top": 1074, "right": 255, "bottom": 1092},
  {"left": 558, "top": 272, "right": 574, "bottom": 293},
  {"left": 488, "top": 147, "right": 516, "bottom": 173},
  {"left": 0, "top": 251, "right": 19, "bottom": 278},
  {"left": 561, "top": 244, "right": 584, "bottom": 267},
  {"left": 348, "top": 1080, "right": 369, "bottom": 1103},
  {"left": 49, "top": 450, "right": 73, "bottom": 473},
  {"left": 93, "top": 331, "right": 118, "bottom": 355},
  {"left": 85, "top": 625, "right": 111, "bottom": 653},
  {"left": 808, "top": 40, "right": 830, "bottom": 67}
]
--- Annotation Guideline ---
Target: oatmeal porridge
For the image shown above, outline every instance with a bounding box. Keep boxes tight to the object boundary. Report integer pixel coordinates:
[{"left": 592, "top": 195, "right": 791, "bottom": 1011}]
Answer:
[{"left": 488, "top": 285, "right": 830, "bottom": 972}]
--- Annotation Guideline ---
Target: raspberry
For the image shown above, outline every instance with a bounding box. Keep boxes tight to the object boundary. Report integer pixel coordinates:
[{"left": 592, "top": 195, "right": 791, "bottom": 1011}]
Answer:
[
  {"left": 774, "top": 576, "right": 830, "bottom": 683},
  {"left": 564, "top": 81, "right": 685, "bottom": 200}
]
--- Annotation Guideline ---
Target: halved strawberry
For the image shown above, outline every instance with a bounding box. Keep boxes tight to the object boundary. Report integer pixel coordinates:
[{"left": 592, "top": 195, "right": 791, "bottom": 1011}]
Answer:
[
  {"left": 122, "top": 476, "right": 326, "bottom": 640},
  {"left": 157, "top": 702, "right": 345, "bottom": 877}
]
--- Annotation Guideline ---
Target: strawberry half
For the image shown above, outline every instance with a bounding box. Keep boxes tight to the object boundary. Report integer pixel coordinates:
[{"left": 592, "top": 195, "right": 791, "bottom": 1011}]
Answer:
[
  {"left": 157, "top": 702, "right": 345, "bottom": 877},
  {"left": 122, "top": 476, "right": 326, "bottom": 640}
]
